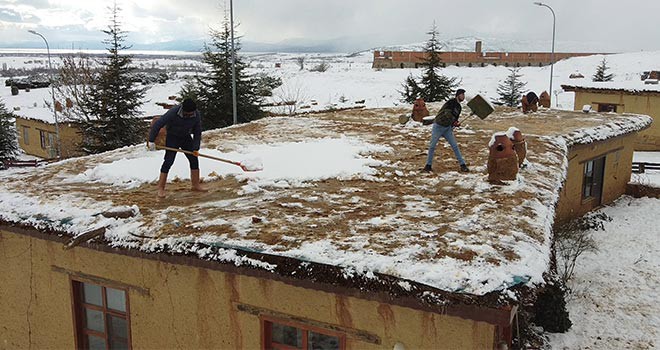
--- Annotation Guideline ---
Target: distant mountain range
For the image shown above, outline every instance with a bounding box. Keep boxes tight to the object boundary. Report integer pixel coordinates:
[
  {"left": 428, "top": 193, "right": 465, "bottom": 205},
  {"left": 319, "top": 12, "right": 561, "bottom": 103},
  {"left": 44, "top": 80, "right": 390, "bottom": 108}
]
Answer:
[{"left": 1, "top": 35, "right": 618, "bottom": 54}]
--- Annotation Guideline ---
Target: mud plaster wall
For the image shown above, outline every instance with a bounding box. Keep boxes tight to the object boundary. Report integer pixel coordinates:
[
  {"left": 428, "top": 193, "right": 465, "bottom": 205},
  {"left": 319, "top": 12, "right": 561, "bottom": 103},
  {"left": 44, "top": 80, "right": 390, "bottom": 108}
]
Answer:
[
  {"left": 555, "top": 133, "right": 636, "bottom": 224},
  {"left": 15, "top": 117, "right": 83, "bottom": 159},
  {"left": 572, "top": 91, "right": 660, "bottom": 151},
  {"left": 0, "top": 230, "right": 496, "bottom": 350}
]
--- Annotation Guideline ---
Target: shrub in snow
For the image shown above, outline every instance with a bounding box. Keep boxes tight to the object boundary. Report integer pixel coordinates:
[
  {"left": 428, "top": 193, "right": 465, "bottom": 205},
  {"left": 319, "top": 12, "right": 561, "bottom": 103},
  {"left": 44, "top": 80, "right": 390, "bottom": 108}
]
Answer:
[
  {"left": 497, "top": 68, "right": 527, "bottom": 107},
  {"left": 533, "top": 280, "right": 572, "bottom": 333},
  {"left": 554, "top": 211, "right": 610, "bottom": 285},
  {"left": 592, "top": 58, "right": 614, "bottom": 82},
  {"left": 296, "top": 56, "right": 306, "bottom": 70},
  {"left": 310, "top": 61, "right": 331, "bottom": 72},
  {"left": 0, "top": 99, "right": 19, "bottom": 160},
  {"left": 253, "top": 73, "right": 283, "bottom": 97}
]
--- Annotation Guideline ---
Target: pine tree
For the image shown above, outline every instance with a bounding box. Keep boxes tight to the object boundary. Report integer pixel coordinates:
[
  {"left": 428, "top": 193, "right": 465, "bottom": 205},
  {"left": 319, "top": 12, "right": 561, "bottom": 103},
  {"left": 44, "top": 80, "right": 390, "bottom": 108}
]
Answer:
[
  {"left": 497, "top": 68, "right": 527, "bottom": 107},
  {"left": 0, "top": 99, "right": 19, "bottom": 160},
  {"left": 79, "top": 2, "right": 146, "bottom": 154},
  {"left": 400, "top": 24, "right": 458, "bottom": 103},
  {"left": 533, "top": 281, "right": 572, "bottom": 333},
  {"left": 188, "top": 15, "right": 270, "bottom": 130},
  {"left": 592, "top": 58, "right": 614, "bottom": 82}
]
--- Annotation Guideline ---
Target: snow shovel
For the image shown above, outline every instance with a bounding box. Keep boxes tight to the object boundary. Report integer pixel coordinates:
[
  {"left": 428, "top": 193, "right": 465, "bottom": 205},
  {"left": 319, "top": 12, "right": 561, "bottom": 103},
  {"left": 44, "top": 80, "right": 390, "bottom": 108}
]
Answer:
[
  {"left": 462, "top": 94, "right": 495, "bottom": 124},
  {"left": 150, "top": 143, "right": 262, "bottom": 172}
]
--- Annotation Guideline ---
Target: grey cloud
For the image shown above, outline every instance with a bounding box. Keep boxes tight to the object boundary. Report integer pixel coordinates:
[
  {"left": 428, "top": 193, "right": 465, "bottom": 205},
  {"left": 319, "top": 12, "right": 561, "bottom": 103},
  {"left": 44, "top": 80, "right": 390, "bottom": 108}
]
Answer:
[
  {"left": 4, "top": 0, "right": 660, "bottom": 52},
  {"left": 0, "top": 7, "right": 39, "bottom": 23}
]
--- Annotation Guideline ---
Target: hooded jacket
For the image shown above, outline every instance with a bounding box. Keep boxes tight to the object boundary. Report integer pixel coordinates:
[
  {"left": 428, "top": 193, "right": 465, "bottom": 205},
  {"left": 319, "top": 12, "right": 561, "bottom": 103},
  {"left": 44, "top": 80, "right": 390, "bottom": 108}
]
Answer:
[{"left": 149, "top": 105, "right": 202, "bottom": 150}]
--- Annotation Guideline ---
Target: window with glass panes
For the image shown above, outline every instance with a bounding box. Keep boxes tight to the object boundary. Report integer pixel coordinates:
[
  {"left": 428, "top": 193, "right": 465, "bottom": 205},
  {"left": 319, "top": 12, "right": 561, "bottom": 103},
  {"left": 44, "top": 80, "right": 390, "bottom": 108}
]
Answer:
[
  {"left": 72, "top": 280, "right": 131, "bottom": 350},
  {"left": 263, "top": 318, "right": 345, "bottom": 350},
  {"left": 582, "top": 156, "right": 605, "bottom": 201}
]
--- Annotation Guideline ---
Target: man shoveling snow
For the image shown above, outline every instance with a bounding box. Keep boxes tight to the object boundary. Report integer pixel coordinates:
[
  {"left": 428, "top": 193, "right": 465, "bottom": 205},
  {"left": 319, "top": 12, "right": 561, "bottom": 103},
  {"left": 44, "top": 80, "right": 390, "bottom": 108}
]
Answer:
[{"left": 148, "top": 98, "right": 207, "bottom": 198}]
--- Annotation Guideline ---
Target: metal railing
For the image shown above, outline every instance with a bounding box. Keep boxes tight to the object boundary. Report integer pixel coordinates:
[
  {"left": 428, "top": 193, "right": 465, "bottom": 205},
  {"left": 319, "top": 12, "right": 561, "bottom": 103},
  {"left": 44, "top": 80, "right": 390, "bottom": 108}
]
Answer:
[{"left": 632, "top": 162, "right": 660, "bottom": 174}]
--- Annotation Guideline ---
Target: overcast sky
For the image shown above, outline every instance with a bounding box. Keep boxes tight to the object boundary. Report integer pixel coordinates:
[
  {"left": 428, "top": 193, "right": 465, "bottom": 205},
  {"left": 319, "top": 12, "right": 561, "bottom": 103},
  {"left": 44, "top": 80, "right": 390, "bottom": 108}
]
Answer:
[{"left": 1, "top": 0, "right": 659, "bottom": 52}]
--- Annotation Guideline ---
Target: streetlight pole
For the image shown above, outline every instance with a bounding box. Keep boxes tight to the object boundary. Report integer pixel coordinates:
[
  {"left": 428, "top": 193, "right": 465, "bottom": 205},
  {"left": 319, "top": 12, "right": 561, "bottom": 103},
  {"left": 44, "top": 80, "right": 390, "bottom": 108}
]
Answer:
[
  {"left": 229, "top": 0, "right": 238, "bottom": 125},
  {"left": 534, "top": 2, "right": 555, "bottom": 108},
  {"left": 28, "top": 29, "right": 61, "bottom": 158}
]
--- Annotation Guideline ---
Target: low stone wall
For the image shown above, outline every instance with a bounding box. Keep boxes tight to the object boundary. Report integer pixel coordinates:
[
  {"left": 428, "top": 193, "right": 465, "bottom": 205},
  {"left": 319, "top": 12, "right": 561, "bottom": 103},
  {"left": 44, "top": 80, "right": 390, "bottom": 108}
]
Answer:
[{"left": 626, "top": 183, "right": 660, "bottom": 198}]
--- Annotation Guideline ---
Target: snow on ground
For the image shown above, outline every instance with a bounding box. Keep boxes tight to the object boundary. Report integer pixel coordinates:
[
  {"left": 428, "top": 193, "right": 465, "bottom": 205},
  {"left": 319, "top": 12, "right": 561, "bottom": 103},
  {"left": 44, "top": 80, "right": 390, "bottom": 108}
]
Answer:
[
  {"left": 548, "top": 196, "right": 660, "bottom": 350},
  {"left": 2, "top": 49, "right": 660, "bottom": 124},
  {"left": 68, "top": 136, "right": 390, "bottom": 192},
  {"left": 632, "top": 152, "right": 660, "bottom": 188}
]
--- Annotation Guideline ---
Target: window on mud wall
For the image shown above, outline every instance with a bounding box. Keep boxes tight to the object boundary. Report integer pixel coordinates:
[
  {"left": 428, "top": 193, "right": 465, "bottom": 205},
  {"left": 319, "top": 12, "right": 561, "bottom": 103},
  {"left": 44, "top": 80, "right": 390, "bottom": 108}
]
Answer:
[
  {"left": 39, "top": 130, "right": 47, "bottom": 149},
  {"left": 22, "top": 126, "right": 29, "bottom": 145},
  {"left": 72, "top": 280, "right": 131, "bottom": 350},
  {"left": 263, "top": 317, "right": 346, "bottom": 350},
  {"left": 597, "top": 103, "right": 618, "bottom": 112},
  {"left": 582, "top": 156, "right": 606, "bottom": 203}
]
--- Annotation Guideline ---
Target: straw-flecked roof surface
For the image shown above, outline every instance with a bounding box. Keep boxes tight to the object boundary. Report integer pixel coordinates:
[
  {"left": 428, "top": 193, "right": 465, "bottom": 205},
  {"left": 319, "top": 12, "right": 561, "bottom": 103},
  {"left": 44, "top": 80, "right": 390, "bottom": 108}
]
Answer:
[{"left": 0, "top": 106, "right": 651, "bottom": 296}]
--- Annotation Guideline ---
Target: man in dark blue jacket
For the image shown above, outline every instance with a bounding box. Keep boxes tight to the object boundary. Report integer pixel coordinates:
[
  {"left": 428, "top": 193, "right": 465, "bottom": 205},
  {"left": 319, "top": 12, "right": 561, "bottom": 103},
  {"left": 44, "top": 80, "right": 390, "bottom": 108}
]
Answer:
[{"left": 148, "top": 98, "right": 206, "bottom": 197}]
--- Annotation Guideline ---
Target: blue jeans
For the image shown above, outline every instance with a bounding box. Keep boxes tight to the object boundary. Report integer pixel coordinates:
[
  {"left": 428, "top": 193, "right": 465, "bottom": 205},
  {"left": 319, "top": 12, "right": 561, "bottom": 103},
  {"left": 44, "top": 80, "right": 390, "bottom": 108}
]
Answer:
[{"left": 425, "top": 123, "right": 466, "bottom": 167}]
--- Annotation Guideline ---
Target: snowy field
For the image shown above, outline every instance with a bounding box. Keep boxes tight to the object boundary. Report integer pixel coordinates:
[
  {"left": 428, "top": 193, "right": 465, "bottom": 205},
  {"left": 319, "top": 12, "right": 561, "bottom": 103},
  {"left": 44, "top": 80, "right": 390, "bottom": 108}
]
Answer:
[
  {"left": 2, "top": 49, "right": 660, "bottom": 124},
  {"left": 548, "top": 196, "right": 660, "bottom": 350}
]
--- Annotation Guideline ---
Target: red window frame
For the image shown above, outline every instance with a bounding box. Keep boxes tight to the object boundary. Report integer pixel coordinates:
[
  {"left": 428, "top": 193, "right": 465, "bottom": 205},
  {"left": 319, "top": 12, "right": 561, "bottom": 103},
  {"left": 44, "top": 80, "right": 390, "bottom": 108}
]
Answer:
[
  {"left": 71, "top": 279, "right": 132, "bottom": 350},
  {"left": 261, "top": 316, "right": 346, "bottom": 350}
]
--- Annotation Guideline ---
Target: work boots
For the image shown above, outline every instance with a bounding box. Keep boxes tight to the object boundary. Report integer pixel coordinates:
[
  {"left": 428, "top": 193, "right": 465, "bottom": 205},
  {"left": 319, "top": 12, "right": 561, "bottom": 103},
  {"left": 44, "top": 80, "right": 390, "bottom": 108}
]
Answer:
[
  {"left": 190, "top": 169, "right": 208, "bottom": 192},
  {"left": 157, "top": 172, "right": 167, "bottom": 198}
]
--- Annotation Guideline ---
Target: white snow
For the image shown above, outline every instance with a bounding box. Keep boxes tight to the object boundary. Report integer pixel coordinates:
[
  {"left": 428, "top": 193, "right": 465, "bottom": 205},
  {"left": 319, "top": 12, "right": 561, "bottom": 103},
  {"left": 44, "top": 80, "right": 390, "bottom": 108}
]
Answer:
[
  {"left": 631, "top": 152, "right": 660, "bottom": 188},
  {"left": 67, "top": 136, "right": 391, "bottom": 192},
  {"left": 548, "top": 196, "right": 660, "bottom": 350},
  {"left": 3, "top": 50, "right": 660, "bottom": 124}
]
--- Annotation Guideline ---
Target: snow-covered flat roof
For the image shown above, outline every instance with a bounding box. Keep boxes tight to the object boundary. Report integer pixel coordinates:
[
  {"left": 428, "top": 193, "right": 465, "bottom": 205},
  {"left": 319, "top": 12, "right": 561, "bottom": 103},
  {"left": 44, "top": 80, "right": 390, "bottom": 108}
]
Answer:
[
  {"left": 562, "top": 82, "right": 660, "bottom": 94},
  {"left": 0, "top": 107, "right": 652, "bottom": 299}
]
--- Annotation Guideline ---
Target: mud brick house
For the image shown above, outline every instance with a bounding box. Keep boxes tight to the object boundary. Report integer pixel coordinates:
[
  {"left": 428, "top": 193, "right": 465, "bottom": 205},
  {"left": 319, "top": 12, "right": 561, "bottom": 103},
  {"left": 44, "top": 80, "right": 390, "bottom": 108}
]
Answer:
[
  {"left": 562, "top": 84, "right": 660, "bottom": 151},
  {"left": 373, "top": 41, "right": 604, "bottom": 69},
  {"left": 0, "top": 106, "right": 651, "bottom": 349},
  {"left": 14, "top": 116, "right": 83, "bottom": 159}
]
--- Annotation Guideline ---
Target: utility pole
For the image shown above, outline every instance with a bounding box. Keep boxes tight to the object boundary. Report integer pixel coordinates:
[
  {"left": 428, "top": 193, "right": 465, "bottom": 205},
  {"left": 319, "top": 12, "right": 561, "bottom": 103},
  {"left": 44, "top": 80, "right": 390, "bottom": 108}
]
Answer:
[
  {"left": 534, "top": 2, "right": 556, "bottom": 108},
  {"left": 28, "top": 30, "right": 61, "bottom": 158},
  {"left": 230, "top": 0, "right": 238, "bottom": 125}
]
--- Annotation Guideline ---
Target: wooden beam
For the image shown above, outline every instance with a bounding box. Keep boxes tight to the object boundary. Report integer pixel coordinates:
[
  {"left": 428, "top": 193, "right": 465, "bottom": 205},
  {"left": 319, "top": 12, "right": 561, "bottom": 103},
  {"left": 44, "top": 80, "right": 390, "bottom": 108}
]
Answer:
[{"left": 235, "top": 303, "right": 381, "bottom": 345}]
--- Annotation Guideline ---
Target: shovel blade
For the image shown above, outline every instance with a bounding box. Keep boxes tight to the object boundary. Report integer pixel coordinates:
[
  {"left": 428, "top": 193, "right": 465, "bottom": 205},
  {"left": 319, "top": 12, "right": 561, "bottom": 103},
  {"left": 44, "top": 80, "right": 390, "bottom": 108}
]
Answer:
[{"left": 467, "top": 94, "right": 495, "bottom": 120}]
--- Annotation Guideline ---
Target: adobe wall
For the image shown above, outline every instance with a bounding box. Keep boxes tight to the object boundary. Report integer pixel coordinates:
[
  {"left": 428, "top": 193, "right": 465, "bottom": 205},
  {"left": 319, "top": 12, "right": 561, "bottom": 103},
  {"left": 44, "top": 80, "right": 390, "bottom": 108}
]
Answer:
[
  {"left": 0, "top": 228, "right": 497, "bottom": 349},
  {"left": 15, "top": 117, "right": 83, "bottom": 158},
  {"left": 555, "top": 132, "right": 637, "bottom": 223},
  {"left": 573, "top": 91, "right": 659, "bottom": 151},
  {"left": 372, "top": 51, "right": 599, "bottom": 69}
]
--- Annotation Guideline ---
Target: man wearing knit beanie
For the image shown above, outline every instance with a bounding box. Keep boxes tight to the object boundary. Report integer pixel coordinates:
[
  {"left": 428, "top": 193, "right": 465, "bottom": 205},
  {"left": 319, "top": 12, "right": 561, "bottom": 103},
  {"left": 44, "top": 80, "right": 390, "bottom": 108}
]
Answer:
[{"left": 148, "top": 98, "right": 207, "bottom": 197}]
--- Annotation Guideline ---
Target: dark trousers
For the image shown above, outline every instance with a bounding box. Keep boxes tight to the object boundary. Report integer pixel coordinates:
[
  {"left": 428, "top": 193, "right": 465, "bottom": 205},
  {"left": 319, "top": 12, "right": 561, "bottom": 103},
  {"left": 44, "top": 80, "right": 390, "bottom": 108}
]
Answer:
[{"left": 160, "top": 134, "right": 199, "bottom": 173}]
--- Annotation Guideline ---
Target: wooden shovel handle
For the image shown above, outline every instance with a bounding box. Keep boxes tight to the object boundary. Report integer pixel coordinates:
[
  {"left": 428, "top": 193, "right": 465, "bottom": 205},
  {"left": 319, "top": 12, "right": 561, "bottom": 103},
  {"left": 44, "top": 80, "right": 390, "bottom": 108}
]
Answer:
[{"left": 149, "top": 143, "right": 248, "bottom": 170}]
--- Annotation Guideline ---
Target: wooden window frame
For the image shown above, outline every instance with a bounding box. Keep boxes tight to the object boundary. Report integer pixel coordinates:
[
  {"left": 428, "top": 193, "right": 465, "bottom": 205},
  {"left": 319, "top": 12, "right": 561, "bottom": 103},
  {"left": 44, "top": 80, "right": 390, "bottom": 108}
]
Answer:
[
  {"left": 596, "top": 103, "right": 620, "bottom": 113},
  {"left": 261, "top": 316, "right": 346, "bottom": 350},
  {"left": 39, "top": 129, "right": 48, "bottom": 150},
  {"left": 71, "top": 278, "right": 132, "bottom": 350},
  {"left": 581, "top": 156, "right": 606, "bottom": 202},
  {"left": 22, "top": 126, "right": 30, "bottom": 145}
]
